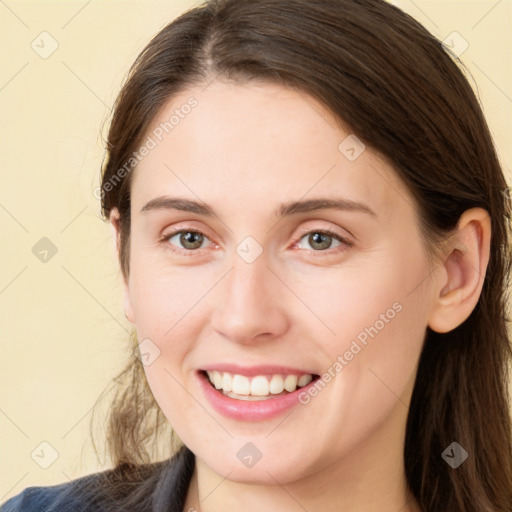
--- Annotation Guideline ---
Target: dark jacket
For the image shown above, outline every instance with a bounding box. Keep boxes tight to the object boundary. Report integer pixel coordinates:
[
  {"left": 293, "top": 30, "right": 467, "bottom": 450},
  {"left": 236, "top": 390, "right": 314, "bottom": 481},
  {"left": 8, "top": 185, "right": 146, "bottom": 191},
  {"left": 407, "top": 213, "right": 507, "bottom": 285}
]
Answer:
[{"left": 0, "top": 446, "right": 195, "bottom": 512}]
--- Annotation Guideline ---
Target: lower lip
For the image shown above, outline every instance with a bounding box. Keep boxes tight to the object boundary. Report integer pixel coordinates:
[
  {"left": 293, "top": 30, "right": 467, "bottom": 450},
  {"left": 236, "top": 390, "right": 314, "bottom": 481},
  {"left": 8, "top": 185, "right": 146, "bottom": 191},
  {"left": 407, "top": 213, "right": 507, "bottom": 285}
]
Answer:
[{"left": 197, "top": 371, "right": 318, "bottom": 422}]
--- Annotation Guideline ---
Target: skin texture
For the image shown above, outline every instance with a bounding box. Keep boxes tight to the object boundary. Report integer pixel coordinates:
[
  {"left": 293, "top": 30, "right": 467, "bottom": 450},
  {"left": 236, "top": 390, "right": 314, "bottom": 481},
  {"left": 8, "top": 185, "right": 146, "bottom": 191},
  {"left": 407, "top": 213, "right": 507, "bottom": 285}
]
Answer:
[{"left": 110, "top": 80, "right": 490, "bottom": 512}]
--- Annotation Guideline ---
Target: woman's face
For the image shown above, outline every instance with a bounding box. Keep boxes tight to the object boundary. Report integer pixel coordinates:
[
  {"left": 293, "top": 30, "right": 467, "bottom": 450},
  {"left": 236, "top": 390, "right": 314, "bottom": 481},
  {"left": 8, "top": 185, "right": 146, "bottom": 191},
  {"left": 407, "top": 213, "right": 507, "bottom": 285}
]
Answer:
[{"left": 120, "top": 79, "right": 438, "bottom": 483}]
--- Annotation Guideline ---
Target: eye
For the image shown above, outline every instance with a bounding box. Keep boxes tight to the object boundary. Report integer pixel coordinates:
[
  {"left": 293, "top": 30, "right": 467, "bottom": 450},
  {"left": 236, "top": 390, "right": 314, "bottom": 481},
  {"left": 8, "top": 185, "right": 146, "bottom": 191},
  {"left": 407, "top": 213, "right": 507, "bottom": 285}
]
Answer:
[
  {"left": 162, "top": 229, "right": 212, "bottom": 254},
  {"left": 160, "top": 227, "right": 353, "bottom": 256},
  {"left": 295, "top": 229, "right": 353, "bottom": 253}
]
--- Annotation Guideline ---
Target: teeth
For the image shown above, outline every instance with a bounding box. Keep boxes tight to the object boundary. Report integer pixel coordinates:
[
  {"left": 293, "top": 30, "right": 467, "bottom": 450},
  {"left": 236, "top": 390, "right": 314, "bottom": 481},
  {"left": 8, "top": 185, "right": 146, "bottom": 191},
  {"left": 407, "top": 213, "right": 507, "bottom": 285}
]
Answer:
[
  {"left": 222, "top": 372, "right": 233, "bottom": 392},
  {"left": 251, "top": 376, "right": 269, "bottom": 396},
  {"left": 205, "top": 371, "right": 314, "bottom": 398},
  {"left": 213, "top": 371, "right": 223, "bottom": 389},
  {"left": 298, "top": 374, "right": 313, "bottom": 387},
  {"left": 232, "top": 374, "right": 251, "bottom": 395},
  {"left": 283, "top": 375, "right": 298, "bottom": 392},
  {"left": 269, "top": 375, "right": 284, "bottom": 394}
]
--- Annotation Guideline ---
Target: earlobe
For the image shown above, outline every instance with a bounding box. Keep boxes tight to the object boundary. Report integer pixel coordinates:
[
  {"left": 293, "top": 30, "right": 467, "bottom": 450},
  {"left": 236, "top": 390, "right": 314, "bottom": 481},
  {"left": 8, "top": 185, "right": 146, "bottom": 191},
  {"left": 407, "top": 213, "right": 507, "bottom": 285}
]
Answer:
[{"left": 428, "top": 208, "right": 491, "bottom": 333}]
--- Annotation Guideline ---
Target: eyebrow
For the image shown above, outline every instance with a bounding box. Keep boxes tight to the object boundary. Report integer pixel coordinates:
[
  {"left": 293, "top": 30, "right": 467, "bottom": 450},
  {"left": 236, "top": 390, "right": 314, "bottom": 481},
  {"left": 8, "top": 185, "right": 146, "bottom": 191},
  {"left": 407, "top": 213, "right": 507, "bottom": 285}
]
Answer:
[{"left": 140, "top": 196, "right": 377, "bottom": 218}]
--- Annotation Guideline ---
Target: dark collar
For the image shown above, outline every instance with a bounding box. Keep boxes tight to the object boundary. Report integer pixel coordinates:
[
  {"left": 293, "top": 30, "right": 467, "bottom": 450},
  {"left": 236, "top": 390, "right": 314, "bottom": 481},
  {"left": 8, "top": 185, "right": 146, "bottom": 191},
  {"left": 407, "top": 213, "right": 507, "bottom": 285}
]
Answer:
[{"left": 153, "top": 446, "right": 195, "bottom": 512}]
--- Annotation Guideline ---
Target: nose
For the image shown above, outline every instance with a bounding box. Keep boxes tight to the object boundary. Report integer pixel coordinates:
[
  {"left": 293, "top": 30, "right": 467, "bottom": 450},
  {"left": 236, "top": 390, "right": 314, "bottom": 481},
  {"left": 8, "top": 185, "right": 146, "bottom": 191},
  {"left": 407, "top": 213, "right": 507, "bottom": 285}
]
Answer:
[{"left": 210, "top": 254, "right": 290, "bottom": 345}]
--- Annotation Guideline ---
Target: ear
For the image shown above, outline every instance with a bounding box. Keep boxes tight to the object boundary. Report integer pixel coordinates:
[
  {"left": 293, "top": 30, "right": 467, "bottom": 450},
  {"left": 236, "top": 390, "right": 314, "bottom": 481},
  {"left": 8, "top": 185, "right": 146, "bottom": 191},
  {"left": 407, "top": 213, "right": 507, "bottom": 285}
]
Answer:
[
  {"left": 428, "top": 207, "right": 491, "bottom": 333},
  {"left": 109, "top": 208, "right": 135, "bottom": 324}
]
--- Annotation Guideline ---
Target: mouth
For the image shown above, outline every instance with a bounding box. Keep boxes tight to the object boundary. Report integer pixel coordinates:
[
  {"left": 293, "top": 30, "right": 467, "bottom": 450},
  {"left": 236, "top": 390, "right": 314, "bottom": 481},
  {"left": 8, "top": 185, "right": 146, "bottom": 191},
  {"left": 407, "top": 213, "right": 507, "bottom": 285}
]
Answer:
[
  {"left": 197, "top": 363, "right": 322, "bottom": 421},
  {"left": 201, "top": 369, "right": 320, "bottom": 401},
  {"left": 197, "top": 367, "right": 321, "bottom": 421}
]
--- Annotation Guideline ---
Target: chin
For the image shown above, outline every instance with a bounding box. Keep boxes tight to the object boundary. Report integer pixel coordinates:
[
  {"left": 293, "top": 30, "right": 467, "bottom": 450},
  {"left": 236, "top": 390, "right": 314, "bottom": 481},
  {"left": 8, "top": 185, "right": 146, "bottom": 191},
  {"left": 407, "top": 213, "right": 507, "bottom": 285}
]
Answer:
[{"left": 196, "top": 446, "right": 316, "bottom": 486}]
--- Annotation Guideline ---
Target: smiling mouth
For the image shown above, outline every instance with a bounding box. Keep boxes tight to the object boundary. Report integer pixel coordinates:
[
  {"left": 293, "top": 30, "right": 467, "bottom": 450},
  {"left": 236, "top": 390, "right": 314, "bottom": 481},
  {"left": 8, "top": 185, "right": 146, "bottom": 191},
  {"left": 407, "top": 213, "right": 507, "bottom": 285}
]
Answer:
[{"left": 201, "top": 370, "right": 320, "bottom": 401}]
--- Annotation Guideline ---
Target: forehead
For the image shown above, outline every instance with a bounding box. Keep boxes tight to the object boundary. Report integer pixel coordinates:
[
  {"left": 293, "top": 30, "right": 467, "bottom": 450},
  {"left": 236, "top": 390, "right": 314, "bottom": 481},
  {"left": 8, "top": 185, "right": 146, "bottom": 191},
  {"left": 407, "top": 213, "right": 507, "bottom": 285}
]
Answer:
[{"left": 130, "top": 80, "right": 415, "bottom": 223}]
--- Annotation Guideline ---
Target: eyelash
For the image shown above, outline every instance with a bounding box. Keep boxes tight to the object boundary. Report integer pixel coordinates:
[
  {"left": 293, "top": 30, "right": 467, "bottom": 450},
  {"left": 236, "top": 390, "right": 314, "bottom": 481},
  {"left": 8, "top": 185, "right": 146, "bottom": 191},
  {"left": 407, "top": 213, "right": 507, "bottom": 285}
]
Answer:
[{"left": 160, "top": 227, "right": 353, "bottom": 257}]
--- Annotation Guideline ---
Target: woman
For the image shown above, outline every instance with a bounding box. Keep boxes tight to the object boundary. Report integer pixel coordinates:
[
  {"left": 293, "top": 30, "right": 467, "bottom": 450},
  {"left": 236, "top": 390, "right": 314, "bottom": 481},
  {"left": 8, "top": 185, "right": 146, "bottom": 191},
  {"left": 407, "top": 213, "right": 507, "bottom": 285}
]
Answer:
[{"left": 2, "top": 0, "right": 511, "bottom": 510}]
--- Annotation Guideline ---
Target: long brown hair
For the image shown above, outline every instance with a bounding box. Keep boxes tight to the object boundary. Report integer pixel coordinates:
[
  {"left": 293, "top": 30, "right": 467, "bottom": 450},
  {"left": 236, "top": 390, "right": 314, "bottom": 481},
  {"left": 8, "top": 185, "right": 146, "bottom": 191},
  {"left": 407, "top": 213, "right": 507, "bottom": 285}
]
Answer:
[{"left": 96, "top": 0, "right": 512, "bottom": 510}]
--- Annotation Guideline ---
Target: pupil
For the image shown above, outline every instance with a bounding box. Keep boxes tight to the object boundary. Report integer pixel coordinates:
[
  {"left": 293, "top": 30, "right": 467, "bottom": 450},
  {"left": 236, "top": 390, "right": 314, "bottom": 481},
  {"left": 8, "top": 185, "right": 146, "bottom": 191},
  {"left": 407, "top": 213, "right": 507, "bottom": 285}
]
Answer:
[
  {"left": 182, "top": 232, "right": 202, "bottom": 248},
  {"left": 310, "top": 232, "right": 331, "bottom": 250}
]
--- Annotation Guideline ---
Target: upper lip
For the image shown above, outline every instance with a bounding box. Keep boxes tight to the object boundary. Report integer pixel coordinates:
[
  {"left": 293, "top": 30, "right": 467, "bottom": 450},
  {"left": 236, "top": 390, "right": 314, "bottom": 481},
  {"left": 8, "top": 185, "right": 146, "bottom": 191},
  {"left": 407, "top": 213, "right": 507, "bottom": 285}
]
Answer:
[{"left": 200, "top": 363, "right": 318, "bottom": 377}]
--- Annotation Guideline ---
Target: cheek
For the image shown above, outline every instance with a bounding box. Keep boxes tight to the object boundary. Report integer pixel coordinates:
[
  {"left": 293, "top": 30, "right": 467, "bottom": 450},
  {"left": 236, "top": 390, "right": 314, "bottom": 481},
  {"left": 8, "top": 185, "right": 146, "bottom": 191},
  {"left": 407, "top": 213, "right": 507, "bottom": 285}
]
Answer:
[
  {"left": 293, "top": 242, "right": 430, "bottom": 408},
  {"left": 127, "top": 256, "right": 215, "bottom": 341},
  {"left": 295, "top": 243, "right": 430, "bottom": 354},
  {"left": 130, "top": 268, "right": 210, "bottom": 432}
]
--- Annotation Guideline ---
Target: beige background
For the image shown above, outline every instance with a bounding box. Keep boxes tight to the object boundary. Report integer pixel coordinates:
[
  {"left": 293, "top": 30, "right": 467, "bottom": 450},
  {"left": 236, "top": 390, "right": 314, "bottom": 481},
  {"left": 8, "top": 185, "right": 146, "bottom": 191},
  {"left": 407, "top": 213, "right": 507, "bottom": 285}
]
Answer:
[{"left": 1, "top": 0, "right": 511, "bottom": 501}]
